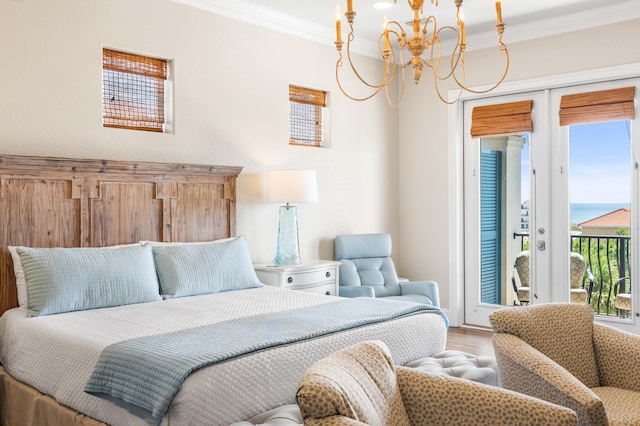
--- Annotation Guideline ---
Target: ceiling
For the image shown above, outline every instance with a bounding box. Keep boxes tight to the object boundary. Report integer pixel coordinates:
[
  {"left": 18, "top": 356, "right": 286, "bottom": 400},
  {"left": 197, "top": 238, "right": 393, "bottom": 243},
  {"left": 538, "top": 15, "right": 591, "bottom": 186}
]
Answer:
[
  {"left": 243, "top": 0, "right": 628, "bottom": 38},
  {"left": 175, "top": 0, "right": 640, "bottom": 57}
]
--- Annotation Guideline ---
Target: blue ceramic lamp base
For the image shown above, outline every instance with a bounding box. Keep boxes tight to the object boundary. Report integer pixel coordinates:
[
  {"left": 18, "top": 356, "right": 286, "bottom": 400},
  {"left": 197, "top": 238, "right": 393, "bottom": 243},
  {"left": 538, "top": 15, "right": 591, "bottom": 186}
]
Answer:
[{"left": 274, "top": 205, "right": 301, "bottom": 266}]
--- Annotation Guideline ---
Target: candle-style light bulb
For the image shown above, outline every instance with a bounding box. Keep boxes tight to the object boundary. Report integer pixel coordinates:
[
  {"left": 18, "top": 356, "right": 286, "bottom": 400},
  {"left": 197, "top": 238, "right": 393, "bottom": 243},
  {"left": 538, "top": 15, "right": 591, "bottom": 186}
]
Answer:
[
  {"left": 336, "top": 6, "right": 342, "bottom": 43},
  {"left": 495, "top": 1, "right": 503, "bottom": 25},
  {"left": 383, "top": 16, "right": 390, "bottom": 50}
]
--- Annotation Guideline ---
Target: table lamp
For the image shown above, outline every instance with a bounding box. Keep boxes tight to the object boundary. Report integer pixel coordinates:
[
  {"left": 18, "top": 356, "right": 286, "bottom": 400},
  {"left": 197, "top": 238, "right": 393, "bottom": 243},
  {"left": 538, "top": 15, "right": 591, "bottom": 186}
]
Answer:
[{"left": 266, "top": 170, "right": 318, "bottom": 266}]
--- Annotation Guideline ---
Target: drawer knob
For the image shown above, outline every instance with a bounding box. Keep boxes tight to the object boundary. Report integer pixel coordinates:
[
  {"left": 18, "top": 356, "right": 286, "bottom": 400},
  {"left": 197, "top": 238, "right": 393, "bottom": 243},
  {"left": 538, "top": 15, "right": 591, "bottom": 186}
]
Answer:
[
  {"left": 325, "top": 291, "right": 331, "bottom": 296},
  {"left": 325, "top": 271, "right": 331, "bottom": 278},
  {"left": 287, "top": 277, "right": 293, "bottom": 284}
]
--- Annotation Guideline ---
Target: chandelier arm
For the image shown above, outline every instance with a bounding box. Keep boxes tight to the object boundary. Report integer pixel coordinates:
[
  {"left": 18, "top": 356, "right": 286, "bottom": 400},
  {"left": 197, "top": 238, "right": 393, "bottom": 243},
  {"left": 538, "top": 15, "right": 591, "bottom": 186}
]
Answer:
[
  {"left": 383, "top": 51, "right": 407, "bottom": 107},
  {"left": 444, "top": 43, "right": 464, "bottom": 82},
  {"left": 384, "top": 80, "right": 405, "bottom": 107},
  {"left": 381, "top": 26, "right": 410, "bottom": 94},
  {"left": 401, "top": 61, "right": 414, "bottom": 71},
  {"left": 421, "top": 14, "right": 437, "bottom": 37},
  {"left": 386, "top": 23, "right": 407, "bottom": 45},
  {"left": 432, "top": 70, "right": 463, "bottom": 104},
  {"left": 386, "top": 23, "right": 409, "bottom": 64},
  {"left": 336, "top": 58, "right": 383, "bottom": 102},
  {"left": 343, "top": 26, "right": 395, "bottom": 90},
  {"left": 383, "top": 29, "right": 404, "bottom": 83},
  {"left": 428, "top": 26, "right": 464, "bottom": 82},
  {"left": 451, "top": 45, "right": 510, "bottom": 94}
]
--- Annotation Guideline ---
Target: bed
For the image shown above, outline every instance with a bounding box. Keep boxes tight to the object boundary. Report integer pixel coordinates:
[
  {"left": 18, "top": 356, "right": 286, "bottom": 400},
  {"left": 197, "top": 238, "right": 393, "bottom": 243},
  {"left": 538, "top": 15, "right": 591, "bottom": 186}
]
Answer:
[{"left": 0, "top": 155, "right": 448, "bottom": 426}]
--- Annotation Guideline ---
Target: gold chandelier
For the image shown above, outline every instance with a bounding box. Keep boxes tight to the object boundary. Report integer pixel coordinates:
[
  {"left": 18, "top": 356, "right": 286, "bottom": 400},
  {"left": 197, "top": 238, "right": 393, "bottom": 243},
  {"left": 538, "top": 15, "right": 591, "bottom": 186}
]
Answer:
[{"left": 334, "top": 0, "right": 509, "bottom": 106}]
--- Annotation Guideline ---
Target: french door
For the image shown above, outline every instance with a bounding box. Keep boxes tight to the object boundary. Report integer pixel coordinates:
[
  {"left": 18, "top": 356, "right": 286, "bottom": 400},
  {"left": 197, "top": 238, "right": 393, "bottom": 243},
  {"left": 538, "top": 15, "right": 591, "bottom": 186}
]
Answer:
[
  {"left": 464, "top": 91, "right": 549, "bottom": 327},
  {"left": 463, "top": 80, "right": 639, "bottom": 332}
]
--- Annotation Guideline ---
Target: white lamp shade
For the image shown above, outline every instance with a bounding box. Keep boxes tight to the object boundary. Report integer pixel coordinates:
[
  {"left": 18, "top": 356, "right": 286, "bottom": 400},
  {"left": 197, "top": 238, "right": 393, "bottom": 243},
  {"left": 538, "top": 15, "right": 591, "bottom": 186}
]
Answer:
[{"left": 266, "top": 170, "right": 318, "bottom": 204}]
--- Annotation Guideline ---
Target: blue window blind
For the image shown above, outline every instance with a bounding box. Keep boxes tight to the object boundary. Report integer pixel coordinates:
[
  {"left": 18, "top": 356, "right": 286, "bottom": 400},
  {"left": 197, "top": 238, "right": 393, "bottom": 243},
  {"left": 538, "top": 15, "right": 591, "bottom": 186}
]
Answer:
[{"left": 480, "top": 150, "right": 502, "bottom": 304}]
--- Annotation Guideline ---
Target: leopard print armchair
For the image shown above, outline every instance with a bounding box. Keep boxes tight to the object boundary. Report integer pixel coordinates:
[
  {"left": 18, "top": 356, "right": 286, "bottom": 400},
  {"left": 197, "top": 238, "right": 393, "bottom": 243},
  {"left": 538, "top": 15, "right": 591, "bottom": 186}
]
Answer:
[
  {"left": 296, "top": 340, "right": 577, "bottom": 425},
  {"left": 490, "top": 303, "right": 640, "bottom": 426}
]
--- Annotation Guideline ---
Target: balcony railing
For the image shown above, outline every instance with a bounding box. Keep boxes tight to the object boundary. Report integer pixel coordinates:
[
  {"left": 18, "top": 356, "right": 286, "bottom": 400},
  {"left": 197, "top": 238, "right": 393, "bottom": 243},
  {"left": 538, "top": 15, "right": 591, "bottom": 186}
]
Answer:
[{"left": 513, "top": 232, "right": 631, "bottom": 316}]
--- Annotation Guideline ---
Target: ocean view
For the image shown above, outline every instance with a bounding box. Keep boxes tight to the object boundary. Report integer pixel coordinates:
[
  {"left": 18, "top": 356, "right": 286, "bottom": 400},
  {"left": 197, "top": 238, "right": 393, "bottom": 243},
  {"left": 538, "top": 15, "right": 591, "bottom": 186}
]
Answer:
[{"left": 571, "top": 203, "right": 630, "bottom": 225}]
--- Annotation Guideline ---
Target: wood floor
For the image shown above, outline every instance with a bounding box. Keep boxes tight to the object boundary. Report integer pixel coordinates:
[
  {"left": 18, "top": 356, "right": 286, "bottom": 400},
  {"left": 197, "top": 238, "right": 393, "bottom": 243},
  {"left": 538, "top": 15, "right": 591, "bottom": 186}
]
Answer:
[{"left": 445, "top": 327, "right": 495, "bottom": 356}]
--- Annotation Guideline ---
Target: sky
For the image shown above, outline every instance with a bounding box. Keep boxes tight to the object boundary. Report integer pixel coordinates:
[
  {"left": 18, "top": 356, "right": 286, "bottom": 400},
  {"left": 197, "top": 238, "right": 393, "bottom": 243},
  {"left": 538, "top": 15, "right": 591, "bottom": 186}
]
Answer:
[
  {"left": 520, "top": 120, "right": 632, "bottom": 204},
  {"left": 569, "top": 120, "right": 631, "bottom": 203}
]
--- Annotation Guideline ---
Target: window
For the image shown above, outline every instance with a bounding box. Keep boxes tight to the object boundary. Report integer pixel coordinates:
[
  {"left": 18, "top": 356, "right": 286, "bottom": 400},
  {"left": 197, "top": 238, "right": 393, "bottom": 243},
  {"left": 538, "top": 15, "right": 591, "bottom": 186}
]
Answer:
[
  {"left": 289, "top": 85, "right": 329, "bottom": 147},
  {"left": 102, "top": 49, "right": 170, "bottom": 132}
]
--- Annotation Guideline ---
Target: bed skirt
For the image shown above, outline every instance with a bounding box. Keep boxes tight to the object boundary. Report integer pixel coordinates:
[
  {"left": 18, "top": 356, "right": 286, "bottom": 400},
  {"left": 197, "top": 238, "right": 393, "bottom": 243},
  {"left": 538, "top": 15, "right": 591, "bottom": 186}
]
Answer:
[{"left": 0, "top": 365, "right": 105, "bottom": 426}]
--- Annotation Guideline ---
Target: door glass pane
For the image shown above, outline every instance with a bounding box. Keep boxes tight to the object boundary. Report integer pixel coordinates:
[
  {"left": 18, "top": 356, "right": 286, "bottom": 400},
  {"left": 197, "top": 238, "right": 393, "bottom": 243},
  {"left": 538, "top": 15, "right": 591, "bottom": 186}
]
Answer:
[
  {"left": 569, "top": 120, "right": 632, "bottom": 318},
  {"left": 480, "top": 135, "right": 529, "bottom": 306},
  {"left": 513, "top": 134, "right": 530, "bottom": 306}
]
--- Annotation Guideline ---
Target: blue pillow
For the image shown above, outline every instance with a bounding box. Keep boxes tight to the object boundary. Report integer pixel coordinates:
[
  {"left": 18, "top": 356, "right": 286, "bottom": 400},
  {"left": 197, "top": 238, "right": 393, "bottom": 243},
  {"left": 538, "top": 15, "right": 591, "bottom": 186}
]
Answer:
[
  {"left": 17, "top": 245, "right": 162, "bottom": 317},
  {"left": 152, "top": 236, "right": 262, "bottom": 298}
]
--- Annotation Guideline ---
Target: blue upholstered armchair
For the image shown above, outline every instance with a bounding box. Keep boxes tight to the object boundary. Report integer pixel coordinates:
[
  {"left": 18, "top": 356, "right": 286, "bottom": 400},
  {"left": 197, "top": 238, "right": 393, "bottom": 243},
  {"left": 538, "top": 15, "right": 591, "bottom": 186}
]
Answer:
[{"left": 334, "top": 233, "right": 440, "bottom": 307}]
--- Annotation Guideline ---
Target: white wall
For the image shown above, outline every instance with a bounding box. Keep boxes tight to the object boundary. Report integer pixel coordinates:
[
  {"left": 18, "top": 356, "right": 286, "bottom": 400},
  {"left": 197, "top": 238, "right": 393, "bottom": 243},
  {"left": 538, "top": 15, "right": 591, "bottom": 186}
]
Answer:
[
  {"left": 0, "top": 0, "right": 399, "bottom": 263},
  {"left": 398, "top": 18, "right": 640, "bottom": 309}
]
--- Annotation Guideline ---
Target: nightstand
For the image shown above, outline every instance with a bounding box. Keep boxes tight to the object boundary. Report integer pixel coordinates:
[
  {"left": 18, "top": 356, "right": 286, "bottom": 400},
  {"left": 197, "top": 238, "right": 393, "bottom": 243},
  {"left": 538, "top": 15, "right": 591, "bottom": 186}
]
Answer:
[{"left": 254, "top": 260, "right": 341, "bottom": 296}]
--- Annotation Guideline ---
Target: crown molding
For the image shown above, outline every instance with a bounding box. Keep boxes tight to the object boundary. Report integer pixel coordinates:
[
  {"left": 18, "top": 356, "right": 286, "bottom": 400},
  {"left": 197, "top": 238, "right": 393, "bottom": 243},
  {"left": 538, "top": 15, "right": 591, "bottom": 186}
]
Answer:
[
  {"left": 169, "top": 0, "right": 378, "bottom": 57},
  {"left": 171, "top": 0, "right": 640, "bottom": 59},
  {"left": 461, "top": 0, "right": 640, "bottom": 53}
]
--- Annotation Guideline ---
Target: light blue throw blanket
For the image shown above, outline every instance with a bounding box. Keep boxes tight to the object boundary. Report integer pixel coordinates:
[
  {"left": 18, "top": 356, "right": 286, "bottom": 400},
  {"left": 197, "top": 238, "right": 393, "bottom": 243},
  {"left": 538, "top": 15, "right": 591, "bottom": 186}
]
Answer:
[{"left": 85, "top": 298, "right": 447, "bottom": 425}]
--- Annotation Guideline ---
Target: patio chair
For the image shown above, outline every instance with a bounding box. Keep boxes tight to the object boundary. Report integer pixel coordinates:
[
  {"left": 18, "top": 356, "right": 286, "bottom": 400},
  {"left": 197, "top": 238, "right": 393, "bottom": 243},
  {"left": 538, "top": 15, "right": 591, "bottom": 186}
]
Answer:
[
  {"left": 511, "top": 250, "right": 531, "bottom": 305},
  {"left": 490, "top": 303, "right": 640, "bottom": 426},
  {"left": 334, "top": 233, "right": 440, "bottom": 307},
  {"left": 569, "top": 252, "right": 594, "bottom": 304},
  {"left": 296, "top": 340, "right": 578, "bottom": 426},
  {"left": 613, "top": 276, "right": 631, "bottom": 318},
  {"left": 511, "top": 251, "right": 593, "bottom": 305}
]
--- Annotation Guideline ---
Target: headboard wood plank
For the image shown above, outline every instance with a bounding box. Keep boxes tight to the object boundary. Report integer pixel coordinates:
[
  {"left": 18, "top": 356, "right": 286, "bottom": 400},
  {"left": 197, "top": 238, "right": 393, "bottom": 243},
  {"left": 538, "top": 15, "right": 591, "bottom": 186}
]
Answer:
[{"left": 0, "top": 155, "right": 242, "bottom": 315}]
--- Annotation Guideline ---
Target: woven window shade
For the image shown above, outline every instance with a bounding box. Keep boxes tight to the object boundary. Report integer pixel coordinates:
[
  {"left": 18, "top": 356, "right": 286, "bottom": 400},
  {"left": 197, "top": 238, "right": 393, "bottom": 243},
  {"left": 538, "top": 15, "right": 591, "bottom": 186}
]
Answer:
[
  {"left": 102, "top": 49, "right": 168, "bottom": 132},
  {"left": 289, "top": 85, "right": 327, "bottom": 147},
  {"left": 559, "top": 87, "right": 635, "bottom": 126},
  {"left": 471, "top": 100, "right": 533, "bottom": 138}
]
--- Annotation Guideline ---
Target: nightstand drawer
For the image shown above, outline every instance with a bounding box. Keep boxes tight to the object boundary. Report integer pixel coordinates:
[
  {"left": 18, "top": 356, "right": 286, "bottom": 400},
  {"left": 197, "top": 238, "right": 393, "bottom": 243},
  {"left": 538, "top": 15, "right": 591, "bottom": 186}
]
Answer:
[
  {"left": 254, "top": 260, "right": 341, "bottom": 295},
  {"left": 282, "top": 269, "right": 335, "bottom": 287},
  {"left": 294, "top": 282, "right": 337, "bottom": 296}
]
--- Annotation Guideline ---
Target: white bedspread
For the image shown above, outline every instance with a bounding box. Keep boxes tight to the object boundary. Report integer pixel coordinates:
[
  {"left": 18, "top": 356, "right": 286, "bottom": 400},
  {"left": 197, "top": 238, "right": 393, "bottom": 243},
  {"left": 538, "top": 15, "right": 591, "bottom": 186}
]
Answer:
[{"left": 0, "top": 286, "right": 447, "bottom": 425}]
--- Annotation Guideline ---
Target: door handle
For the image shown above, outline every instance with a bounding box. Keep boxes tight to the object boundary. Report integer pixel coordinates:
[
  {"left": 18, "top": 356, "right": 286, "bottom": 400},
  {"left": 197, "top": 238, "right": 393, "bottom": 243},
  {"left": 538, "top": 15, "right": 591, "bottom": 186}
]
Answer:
[{"left": 537, "top": 240, "right": 546, "bottom": 251}]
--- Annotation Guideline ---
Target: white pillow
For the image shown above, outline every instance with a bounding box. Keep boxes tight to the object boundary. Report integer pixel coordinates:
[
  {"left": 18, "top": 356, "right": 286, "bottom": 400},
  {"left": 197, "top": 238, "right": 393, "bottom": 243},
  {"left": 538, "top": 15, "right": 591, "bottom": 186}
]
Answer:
[
  {"left": 8, "top": 246, "right": 27, "bottom": 307},
  {"left": 15, "top": 244, "right": 161, "bottom": 316}
]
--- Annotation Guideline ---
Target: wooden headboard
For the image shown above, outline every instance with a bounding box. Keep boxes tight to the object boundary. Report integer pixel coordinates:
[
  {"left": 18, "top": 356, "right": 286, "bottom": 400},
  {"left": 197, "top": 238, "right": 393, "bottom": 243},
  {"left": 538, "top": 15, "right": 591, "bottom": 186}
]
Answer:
[{"left": 0, "top": 154, "right": 243, "bottom": 315}]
